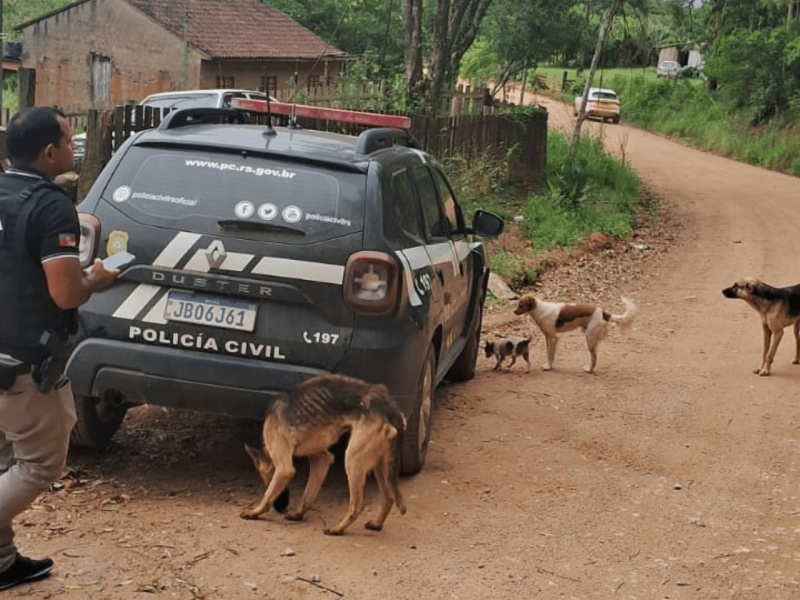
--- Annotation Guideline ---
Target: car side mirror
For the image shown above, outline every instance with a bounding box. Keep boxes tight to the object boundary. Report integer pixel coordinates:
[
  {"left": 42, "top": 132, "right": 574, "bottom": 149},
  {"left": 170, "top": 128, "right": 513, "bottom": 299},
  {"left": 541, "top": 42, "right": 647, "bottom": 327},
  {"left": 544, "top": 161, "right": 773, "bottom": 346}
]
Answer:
[{"left": 469, "top": 210, "right": 504, "bottom": 237}]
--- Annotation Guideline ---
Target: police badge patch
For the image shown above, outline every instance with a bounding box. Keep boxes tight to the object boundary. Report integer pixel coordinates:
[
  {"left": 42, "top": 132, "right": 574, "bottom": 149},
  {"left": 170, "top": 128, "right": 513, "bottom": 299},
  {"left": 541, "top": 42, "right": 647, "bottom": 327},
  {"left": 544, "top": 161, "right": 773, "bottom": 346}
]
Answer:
[{"left": 107, "top": 230, "right": 129, "bottom": 255}]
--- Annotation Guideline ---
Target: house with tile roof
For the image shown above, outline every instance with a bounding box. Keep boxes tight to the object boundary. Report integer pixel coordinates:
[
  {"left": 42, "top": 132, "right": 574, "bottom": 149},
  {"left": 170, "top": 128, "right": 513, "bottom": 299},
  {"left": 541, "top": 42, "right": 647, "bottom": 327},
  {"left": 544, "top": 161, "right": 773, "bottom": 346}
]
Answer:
[{"left": 15, "top": 0, "right": 346, "bottom": 114}]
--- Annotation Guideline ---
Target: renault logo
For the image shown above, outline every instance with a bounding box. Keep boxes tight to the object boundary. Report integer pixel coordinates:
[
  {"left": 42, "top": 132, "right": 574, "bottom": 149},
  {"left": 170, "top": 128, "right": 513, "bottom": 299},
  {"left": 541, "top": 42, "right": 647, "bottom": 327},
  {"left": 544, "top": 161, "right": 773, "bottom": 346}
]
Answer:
[{"left": 205, "top": 240, "right": 227, "bottom": 269}]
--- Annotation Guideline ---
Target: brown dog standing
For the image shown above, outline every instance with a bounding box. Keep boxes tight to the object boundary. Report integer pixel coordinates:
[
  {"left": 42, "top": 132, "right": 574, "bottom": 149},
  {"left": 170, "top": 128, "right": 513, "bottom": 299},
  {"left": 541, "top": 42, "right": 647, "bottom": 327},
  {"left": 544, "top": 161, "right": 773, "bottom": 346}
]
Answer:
[
  {"left": 722, "top": 277, "right": 800, "bottom": 376},
  {"left": 240, "top": 373, "right": 407, "bottom": 535}
]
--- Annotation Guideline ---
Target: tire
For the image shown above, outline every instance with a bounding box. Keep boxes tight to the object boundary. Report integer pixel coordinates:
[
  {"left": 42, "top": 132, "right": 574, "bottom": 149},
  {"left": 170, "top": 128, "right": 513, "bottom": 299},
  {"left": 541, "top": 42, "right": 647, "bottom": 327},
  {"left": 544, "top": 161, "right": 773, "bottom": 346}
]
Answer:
[
  {"left": 401, "top": 346, "right": 435, "bottom": 475},
  {"left": 446, "top": 294, "right": 484, "bottom": 382},
  {"left": 612, "top": 115, "right": 620, "bottom": 124},
  {"left": 70, "top": 391, "right": 129, "bottom": 448}
]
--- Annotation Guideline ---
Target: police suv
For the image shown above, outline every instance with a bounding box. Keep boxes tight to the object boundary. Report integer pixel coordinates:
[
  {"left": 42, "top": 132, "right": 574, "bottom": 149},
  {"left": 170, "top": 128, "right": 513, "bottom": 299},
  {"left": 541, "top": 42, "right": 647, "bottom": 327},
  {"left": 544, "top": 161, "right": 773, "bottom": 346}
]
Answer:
[{"left": 68, "top": 105, "right": 503, "bottom": 474}]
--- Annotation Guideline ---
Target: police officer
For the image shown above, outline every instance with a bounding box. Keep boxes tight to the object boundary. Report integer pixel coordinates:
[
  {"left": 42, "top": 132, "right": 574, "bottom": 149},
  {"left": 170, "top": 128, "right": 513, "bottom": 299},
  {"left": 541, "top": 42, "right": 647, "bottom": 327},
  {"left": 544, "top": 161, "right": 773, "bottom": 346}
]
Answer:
[{"left": 0, "top": 107, "right": 119, "bottom": 591}]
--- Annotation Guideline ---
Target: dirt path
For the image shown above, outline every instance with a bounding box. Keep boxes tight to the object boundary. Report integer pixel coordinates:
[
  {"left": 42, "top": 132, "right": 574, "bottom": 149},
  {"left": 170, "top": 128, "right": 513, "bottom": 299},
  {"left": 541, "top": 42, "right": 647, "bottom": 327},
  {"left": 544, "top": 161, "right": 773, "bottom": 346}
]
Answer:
[{"left": 13, "top": 99, "right": 800, "bottom": 600}]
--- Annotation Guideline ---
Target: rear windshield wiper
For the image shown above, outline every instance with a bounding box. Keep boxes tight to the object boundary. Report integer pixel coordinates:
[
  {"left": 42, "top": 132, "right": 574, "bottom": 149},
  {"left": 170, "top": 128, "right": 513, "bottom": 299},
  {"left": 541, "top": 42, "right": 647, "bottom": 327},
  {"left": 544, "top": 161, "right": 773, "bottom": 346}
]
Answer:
[{"left": 217, "top": 219, "right": 305, "bottom": 235}]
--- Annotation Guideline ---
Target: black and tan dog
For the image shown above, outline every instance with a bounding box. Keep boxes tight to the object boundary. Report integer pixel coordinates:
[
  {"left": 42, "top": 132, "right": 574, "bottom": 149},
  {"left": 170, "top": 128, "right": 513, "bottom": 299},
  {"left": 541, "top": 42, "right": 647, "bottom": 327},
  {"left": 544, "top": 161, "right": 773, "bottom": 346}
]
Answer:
[
  {"left": 513, "top": 295, "right": 636, "bottom": 373},
  {"left": 484, "top": 336, "right": 532, "bottom": 372},
  {"left": 240, "top": 373, "right": 407, "bottom": 535},
  {"left": 722, "top": 277, "right": 800, "bottom": 376}
]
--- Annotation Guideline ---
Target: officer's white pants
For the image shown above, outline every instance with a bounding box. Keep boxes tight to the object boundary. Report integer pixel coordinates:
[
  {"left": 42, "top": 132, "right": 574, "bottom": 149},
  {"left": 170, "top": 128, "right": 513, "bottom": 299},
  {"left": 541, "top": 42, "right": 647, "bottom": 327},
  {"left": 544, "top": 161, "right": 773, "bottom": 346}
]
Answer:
[{"left": 0, "top": 376, "right": 75, "bottom": 572}]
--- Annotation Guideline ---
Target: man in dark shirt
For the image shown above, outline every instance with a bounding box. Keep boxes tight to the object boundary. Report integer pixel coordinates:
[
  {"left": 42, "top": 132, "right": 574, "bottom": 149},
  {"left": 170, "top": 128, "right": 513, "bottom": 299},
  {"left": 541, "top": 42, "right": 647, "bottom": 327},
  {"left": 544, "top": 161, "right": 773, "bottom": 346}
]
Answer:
[{"left": 0, "top": 107, "right": 119, "bottom": 592}]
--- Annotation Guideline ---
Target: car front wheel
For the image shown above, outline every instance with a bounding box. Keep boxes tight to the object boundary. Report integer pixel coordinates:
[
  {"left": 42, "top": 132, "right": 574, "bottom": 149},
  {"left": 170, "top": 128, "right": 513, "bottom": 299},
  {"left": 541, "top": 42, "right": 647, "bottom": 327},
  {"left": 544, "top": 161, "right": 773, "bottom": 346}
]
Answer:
[
  {"left": 446, "top": 294, "right": 483, "bottom": 382},
  {"left": 401, "top": 345, "right": 435, "bottom": 475},
  {"left": 70, "top": 391, "right": 129, "bottom": 448}
]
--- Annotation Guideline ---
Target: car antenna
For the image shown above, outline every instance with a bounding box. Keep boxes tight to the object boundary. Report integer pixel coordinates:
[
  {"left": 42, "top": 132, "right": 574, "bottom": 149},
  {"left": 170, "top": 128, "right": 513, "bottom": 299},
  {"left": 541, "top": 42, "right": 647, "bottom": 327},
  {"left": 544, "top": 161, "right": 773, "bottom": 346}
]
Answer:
[{"left": 262, "top": 84, "right": 276, "bottom": 137}]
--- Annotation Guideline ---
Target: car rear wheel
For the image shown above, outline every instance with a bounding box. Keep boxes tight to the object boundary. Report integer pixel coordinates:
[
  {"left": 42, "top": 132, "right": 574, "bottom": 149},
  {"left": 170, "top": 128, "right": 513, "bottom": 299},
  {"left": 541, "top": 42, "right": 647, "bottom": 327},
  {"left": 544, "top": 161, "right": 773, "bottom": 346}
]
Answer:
[
  {"left": 70, "top": 391, "right": 129, "bottom": 448},
  {"left": 401, "top": 345, "right": 435, "bottom": 475}
]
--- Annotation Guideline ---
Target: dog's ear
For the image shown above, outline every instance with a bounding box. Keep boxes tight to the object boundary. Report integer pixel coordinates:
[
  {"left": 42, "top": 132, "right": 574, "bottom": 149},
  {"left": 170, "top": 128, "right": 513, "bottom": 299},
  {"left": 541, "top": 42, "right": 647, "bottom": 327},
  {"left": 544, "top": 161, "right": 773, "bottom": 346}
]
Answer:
[
  {"left": 484, "top": 341, "right": 495, "bottom": 357},
  {"left": 244, "top": 443, "right": 263, "bottom": 463},
  {"left": 514, "top": 295, "right": 536, "bottom": 315}
]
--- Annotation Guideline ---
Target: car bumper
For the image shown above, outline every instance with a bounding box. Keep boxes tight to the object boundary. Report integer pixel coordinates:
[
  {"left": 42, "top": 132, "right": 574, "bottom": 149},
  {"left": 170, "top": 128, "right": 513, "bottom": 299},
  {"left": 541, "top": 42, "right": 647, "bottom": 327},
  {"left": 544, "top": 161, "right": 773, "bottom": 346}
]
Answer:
[
  {"left": 67, "top": 339, "right": 324, "bottom": 418},
  {"left": 66, "top": 334, "right": 425, "bottom": 420}
]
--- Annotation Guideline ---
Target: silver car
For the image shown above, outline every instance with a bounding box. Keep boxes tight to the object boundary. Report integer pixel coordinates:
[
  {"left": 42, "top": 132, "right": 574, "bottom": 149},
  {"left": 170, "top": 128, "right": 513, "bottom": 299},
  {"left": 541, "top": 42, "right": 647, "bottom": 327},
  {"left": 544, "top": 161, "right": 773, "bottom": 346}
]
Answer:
[{"left": 656, "top": 60, "right": 680, "bottom": 78}]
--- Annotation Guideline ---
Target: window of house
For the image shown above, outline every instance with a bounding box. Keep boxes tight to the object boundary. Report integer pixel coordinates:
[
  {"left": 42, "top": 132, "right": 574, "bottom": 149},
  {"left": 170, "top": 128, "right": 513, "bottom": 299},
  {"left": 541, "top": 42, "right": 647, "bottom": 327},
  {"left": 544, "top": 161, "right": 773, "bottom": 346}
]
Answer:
[
  {"left": 90, "top": 54, "right": 111, "bottom": 106},
  {"left": 307, "top": 75, "right": 322, "bottom": 90},
  {"left": 216, "top": 76, "right": 235, "bottom": 88},
  {"left": 260, "top": 76, "right": 277, "bottom": 96}
]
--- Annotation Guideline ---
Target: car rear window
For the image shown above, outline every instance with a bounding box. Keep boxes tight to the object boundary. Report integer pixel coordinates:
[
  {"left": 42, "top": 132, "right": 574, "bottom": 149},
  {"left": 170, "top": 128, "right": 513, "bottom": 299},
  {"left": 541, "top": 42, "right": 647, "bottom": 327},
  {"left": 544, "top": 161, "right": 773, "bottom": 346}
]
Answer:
[
  {"left": 100, "top": 146, "right": 365, "bottom": 239},
  {"left": 590, "top": 91, "right": 618, "bottom": 101}
]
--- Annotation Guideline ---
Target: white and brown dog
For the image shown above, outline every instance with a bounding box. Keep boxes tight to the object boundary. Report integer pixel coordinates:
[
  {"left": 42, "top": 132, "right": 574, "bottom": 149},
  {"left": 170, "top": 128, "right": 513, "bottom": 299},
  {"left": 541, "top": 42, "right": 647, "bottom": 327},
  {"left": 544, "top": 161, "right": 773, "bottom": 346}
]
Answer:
[{"left": 513, "top": 295, "right": 637, "bottom": 373}]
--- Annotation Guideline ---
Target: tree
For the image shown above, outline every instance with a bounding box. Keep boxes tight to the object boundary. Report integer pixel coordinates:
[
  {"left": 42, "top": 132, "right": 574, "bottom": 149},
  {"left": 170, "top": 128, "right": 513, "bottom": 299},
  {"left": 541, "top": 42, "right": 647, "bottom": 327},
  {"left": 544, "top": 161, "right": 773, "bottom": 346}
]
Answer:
[
  {"left": 402, "top": 0, "right": 493, "bottom": 114},
  {"left": 570, "top": 0, "right": 626, "bottom": 155},
  {"left": 468, "top": 0, "right": 583, "bottom": 98}
]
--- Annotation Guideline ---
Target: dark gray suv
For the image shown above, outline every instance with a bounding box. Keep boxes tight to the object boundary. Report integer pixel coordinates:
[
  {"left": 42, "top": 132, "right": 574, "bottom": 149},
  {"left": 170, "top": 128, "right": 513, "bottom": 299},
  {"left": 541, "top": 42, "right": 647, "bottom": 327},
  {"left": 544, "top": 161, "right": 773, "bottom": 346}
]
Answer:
[{"left": 68, "top": 107, "right": 503, "bottom": 474}]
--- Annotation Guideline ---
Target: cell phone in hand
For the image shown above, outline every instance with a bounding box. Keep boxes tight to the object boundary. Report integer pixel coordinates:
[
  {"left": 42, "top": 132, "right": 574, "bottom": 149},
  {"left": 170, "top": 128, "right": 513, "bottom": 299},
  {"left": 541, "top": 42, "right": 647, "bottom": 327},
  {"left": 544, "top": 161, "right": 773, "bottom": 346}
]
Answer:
[{"left": 102, "top": 251, "right": 136, "bottom": 270}]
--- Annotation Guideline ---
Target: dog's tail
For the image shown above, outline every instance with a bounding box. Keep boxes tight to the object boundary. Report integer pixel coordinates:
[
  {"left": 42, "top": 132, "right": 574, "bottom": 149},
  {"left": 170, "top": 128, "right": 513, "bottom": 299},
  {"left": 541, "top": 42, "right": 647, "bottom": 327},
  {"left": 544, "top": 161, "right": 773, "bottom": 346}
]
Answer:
[{"left": 609, "top": 296, "right": 637, "bottom": 332}]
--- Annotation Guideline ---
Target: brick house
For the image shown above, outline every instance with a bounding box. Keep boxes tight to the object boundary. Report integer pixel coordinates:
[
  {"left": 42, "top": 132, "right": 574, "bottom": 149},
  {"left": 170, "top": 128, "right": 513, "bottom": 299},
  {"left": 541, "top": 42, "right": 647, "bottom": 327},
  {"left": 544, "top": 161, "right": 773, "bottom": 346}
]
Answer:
[{"left": 15, "top": 0, "right": 346, "bottom": 114}]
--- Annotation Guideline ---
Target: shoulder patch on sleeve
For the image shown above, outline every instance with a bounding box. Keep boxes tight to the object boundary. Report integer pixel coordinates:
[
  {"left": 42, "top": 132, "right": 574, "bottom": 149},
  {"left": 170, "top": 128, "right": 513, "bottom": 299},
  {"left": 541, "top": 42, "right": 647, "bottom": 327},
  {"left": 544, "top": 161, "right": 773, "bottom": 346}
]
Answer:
[{"left": 58, "top": 233, "right": 77, "bottom": 247}]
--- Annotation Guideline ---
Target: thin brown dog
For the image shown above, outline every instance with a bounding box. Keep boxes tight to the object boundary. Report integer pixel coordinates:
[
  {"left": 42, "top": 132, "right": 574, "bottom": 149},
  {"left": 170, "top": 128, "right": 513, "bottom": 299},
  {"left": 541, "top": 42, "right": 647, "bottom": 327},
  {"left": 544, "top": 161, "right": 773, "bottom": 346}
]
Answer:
[
  {"left": 513, "top": 295, "right": 636, "bottom": 373},
  {"left": 722, "top": 277, "right": 800, "bottom": 376},
  {"left": 240, "top": 373, "right": 407, "bottom": 535}
]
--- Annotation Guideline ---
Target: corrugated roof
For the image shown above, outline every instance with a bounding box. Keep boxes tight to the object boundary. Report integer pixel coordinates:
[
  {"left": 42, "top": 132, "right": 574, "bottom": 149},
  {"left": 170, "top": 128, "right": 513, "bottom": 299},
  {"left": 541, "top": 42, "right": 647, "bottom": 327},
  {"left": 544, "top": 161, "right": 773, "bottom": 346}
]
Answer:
[{"left": 125, "top": 0, "right": 344, "bottom": 59}]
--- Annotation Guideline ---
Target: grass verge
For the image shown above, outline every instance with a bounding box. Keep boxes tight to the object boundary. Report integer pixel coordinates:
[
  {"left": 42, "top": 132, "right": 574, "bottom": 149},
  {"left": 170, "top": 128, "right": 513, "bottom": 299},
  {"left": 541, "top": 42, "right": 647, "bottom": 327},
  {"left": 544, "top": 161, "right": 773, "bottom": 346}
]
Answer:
[{"left": 446, "top": 126, "right": 643, "bottom": 290}]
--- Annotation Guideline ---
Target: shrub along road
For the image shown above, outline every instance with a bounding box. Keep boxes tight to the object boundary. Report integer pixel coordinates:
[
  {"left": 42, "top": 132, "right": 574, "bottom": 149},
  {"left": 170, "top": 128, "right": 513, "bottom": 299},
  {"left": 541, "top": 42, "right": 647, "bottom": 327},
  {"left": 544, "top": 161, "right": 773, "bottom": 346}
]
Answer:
[{"left": 14, "top": 101, "right": 800, "bottom": 599}]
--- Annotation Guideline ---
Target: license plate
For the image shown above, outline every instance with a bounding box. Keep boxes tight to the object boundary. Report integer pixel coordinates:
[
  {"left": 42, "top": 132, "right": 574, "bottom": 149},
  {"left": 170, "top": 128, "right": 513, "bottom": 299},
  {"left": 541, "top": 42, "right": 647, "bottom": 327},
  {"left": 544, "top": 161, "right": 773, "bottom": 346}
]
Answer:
[{"left": 164, "top": 291, "right": 258, "bottom": 331}]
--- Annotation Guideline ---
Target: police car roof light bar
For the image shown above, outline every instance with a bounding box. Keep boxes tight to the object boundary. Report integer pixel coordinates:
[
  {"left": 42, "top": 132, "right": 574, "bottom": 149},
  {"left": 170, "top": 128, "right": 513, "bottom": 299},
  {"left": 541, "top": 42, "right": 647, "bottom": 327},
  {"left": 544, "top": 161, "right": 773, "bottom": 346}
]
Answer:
[{"left": 231, "top": 97, "right": 412, "bottom": 130}]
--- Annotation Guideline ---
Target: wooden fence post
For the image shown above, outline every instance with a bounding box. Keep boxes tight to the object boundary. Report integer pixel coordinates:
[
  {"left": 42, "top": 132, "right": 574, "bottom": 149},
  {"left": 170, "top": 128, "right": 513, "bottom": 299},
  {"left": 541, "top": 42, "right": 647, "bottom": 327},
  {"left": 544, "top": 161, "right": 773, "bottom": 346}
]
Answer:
[{"left": 77, "top": 109, "right": 114, "bottom": 202}]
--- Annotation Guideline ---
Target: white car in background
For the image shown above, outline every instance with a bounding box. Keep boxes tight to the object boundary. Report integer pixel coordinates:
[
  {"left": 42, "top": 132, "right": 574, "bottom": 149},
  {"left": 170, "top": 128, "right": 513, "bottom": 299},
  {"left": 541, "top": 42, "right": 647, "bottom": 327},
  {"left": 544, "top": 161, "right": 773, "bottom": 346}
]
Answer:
[
  {"left": 656, "top": 60, "right": 681, "bottom": 78},
  {"left": 573, "top": 87, "right": 621, "bottom": 124},
  {"left": 139, "top": 88, "right": 276, "bottom": 113},
  {"left": 72, "top": 89, "right": 277, "bottom": 171}
]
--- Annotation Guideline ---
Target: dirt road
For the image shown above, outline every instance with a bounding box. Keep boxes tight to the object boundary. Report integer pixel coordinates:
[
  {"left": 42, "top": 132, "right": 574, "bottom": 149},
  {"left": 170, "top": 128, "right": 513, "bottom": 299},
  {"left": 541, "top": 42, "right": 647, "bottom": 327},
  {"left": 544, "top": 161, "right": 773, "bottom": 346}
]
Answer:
[{"left": 13, "top": 99, "right": 800, "bottom": 600}]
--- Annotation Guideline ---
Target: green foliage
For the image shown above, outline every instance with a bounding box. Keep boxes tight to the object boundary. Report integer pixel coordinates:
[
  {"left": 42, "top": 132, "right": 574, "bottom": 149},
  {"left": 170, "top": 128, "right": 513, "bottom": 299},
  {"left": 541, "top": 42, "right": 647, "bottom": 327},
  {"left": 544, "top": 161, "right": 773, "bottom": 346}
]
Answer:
[
  {"left": 547, "top": 156, "right": 589, "bottom": 211},
  {"left": 6, "top": 0, "right": 73, "bottom": 37},
  {"left": 264, "top": 0, "right": 405, "bottom": 80},
  {"left": 616, "top": 69, "right": 800, "bottom": 175},
  {"left": 445, "top": 126, "right": 641, "bottom": 286},
  {"left": 520, "top": 131, "right": 639, "bottom": 253},
  {"left": 705, "top": 24, "right": 799, "bottom": 124},
  {"left": 443, "top": 151, "right": 529, "bottom": 220}
]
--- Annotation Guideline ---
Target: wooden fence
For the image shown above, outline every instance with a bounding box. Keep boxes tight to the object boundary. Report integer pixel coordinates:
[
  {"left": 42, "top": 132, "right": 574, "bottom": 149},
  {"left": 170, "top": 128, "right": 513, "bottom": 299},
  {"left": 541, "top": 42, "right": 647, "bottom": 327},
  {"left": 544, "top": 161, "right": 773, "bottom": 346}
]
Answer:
[{"left": 76, "top": 103, "right": 547, "bottom": 201}]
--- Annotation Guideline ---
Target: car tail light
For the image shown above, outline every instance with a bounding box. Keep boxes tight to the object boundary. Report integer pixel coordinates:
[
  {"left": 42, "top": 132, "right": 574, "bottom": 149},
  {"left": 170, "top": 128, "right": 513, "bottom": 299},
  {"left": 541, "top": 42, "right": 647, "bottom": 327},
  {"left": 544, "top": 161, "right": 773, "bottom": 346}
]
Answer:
[
  {"left": 343, "top": 251, "right": 399, "bottom": 315},
  {"left": 78, "top": 213, "right": 101, "bottom": 269}
]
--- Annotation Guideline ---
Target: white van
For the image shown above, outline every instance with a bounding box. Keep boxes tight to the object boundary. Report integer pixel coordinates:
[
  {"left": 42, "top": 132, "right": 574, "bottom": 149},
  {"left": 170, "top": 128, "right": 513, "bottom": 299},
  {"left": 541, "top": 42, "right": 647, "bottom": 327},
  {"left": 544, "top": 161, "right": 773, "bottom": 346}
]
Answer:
[
  {"left": 73, "top": 89, "right": 277, "bottom": 171},
  {"left": 140, "top": 89, "right": 276, "bottom": 113}
]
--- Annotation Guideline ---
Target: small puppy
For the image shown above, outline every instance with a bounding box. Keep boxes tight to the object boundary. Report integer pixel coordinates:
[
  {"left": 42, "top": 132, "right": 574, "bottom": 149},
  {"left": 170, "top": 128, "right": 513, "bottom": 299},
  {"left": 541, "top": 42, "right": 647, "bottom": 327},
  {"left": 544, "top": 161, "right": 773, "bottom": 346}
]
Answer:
[
  {"left": 722, "top": 277, "right": 800, "bottom": 376},
  {"left": 514, "top": 295, "right": 637, "bottom": 373},
  {"left": 484, "top": 336, "right": 532, "bottom": 372},
  {"left": 240, "top": 373, "right": 407, "bottom": 535}
]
